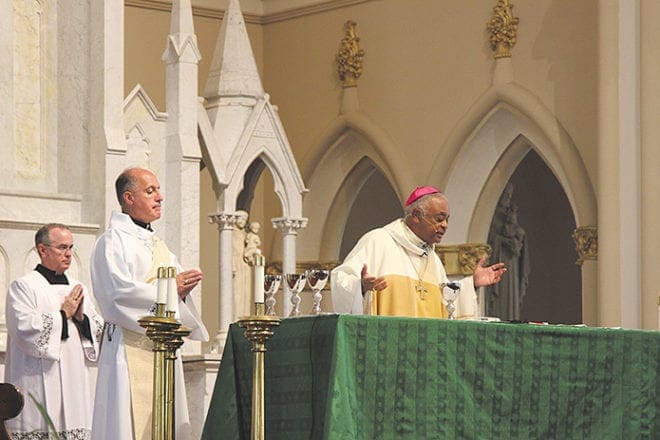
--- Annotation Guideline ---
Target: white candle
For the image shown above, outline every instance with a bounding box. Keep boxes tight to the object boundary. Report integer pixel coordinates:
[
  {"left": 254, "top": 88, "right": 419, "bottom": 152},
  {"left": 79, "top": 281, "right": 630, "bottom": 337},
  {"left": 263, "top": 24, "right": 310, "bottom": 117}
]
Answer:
[
  {"left": 254, "top": 252, "right": 265, "bottom": 303},
  {"left": 166, "top": 267, "right": 178, "bottom": 313},
  {"left": 156, "top": 267, "right": 167, "bottom": 304}
]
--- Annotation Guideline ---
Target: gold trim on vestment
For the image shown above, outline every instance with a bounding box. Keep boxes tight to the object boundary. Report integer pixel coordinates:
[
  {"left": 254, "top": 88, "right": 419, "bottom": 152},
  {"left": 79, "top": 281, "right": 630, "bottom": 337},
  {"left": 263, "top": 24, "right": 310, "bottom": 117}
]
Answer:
[{"left": 126, "top": 234, "right": 173, "bottom": 439}]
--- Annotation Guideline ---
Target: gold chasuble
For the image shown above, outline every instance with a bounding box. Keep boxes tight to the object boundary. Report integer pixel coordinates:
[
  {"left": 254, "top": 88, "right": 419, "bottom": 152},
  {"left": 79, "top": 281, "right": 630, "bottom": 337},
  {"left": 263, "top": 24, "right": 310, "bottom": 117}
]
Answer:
[
  {"left": 124, "top": 235, "right": 172, "bottom": 439},
  {"left": 371, "top": 276, "right": 448, "bottom": 318},
  {"left": 333, "top": 219, "right": 458, "bottom": 318}
]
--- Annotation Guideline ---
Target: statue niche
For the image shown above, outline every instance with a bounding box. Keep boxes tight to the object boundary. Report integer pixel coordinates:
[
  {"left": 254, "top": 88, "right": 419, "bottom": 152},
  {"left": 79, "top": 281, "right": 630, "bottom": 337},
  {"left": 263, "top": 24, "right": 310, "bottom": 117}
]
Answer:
[{"left": 485, "top": 183, "right": 530, "bottom": 320}]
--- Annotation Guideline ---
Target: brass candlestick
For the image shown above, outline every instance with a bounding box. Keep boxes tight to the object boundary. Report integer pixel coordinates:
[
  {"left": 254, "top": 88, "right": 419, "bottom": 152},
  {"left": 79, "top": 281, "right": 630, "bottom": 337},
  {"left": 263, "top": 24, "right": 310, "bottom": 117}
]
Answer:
[
  {"left": 238, "top": 303, "right": 280, "bottom": 440},
  {"left": 138, "top": 267, "right": 191, "bottom": 440}
]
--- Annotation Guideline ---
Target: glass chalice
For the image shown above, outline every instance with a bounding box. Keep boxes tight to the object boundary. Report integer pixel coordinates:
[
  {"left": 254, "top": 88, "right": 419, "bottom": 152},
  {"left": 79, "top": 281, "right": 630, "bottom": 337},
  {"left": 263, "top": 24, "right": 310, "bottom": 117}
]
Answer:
[{"left": 306, "top": 269, "right": 329, "bottom": 315}]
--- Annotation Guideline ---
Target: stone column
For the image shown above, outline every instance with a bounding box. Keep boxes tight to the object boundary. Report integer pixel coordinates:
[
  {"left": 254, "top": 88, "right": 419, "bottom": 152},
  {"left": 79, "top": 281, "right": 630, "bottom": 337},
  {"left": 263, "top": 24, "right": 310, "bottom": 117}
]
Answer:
[
  {"left": 209, "top": 212, "right": 241, "bottom": 352},
  {"left": 272, "top": 218, "right": 307, "bottom": 316},
  {"left": 89, "top": 0, "right": 127, "bottom": 224},
  {"left": 162, "top": 0, "right": 203, "bottom": 354},
  {"left": 598, "top": 1, "right": 642, "bottom": 328},
  {"left": 640, "top": 1, "right": 660, "bottom": 330}
]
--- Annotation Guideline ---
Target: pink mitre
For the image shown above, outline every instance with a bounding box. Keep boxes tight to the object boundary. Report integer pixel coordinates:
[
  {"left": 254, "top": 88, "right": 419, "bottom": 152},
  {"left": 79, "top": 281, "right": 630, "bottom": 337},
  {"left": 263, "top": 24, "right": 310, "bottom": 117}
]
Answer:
[{"left": 405, "top": 186, "right": 441, "bottom": 206}]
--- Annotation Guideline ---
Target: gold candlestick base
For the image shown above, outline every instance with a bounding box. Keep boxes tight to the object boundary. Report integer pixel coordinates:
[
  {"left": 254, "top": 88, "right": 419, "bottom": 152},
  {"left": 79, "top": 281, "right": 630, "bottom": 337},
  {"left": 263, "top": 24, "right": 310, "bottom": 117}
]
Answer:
[
  {"left": 138, "top": 309, "right": 191, "bottom": 440},
  {"left": 238, "top": 304, "right": 280, "bottom": 440}
]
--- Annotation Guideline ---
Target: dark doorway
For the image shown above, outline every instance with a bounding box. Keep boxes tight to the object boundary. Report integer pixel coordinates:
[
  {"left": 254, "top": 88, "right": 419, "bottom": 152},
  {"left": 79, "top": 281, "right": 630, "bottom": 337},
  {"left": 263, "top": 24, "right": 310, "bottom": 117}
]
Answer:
[{"left": 339, "top": 169, "right": 401, "bottom": 261}]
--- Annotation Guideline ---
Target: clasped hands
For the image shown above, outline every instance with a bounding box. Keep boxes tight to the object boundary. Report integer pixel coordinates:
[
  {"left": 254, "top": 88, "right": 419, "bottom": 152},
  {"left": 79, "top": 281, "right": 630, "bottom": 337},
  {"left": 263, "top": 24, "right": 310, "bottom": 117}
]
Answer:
[
  {"left": 176, "top": 269, "right": 203, "bottom": 299},
  {"left": 61, "top": 284, "right": 85, "bottom": 321}
]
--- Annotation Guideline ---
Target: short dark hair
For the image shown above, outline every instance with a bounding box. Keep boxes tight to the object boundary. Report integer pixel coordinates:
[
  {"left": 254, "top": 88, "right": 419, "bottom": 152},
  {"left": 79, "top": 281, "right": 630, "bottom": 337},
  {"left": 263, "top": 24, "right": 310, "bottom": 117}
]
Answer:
[
  {"left": 35, "top": 223, "right": 70, "bottom": 247},
  {"left": 115, "top": 168, "right": 139, "bottom": 208}
]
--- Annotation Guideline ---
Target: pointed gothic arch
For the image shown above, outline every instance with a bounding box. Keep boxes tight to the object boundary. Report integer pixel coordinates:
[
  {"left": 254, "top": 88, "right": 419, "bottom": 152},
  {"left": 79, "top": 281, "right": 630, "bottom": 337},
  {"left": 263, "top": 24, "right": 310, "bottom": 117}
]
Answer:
[
  {"left": 435, "top": 83, "right": 597, "bottom": 324},
  {"left": 214, "top": 97, "right": 306, "bottom": 219},
  {"left": 296, "top": 122, "right": 401, "bottom": 261},
  {"left": 432, "top": 85, "right": 596, "bottom": 242}
]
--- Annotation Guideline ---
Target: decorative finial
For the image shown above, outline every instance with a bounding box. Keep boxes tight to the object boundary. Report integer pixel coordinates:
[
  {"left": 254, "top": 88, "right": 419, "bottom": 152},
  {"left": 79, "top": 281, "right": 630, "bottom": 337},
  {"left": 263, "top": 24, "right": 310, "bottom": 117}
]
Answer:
[
  {"left": 336, "top": 20, "right": 365, "bottom": 88},
  {"left": 487, "top": 0, "right": 519, "bottom": 59}
]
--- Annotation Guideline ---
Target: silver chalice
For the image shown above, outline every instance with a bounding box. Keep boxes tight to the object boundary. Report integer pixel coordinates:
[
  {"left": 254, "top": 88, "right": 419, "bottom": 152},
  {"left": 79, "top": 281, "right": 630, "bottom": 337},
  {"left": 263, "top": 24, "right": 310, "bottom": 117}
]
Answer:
[
  {"left": 441, "top": 281, "right": 461, "bottom": 320},
  {"left": 264, "top": 274, "right": 281, "bottom": 316},
  {"left": 306, "top": 269, "right": 329, "bottom": 315},
  {"left": 285, "top": 272, "right": 307, "bottom": 317}
]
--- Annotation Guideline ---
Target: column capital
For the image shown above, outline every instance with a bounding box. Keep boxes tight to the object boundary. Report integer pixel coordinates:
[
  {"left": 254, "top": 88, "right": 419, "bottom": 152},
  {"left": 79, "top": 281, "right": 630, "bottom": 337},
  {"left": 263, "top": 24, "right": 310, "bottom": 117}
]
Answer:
[
  {"left": 435, "top": 243, "right": 492, "bottom": 276},
  {"left": 271, "top": 217, "right": 308, "bottom": 235},
  {"left": 572, "top": 226, "right": 598, "bottom": 265},
  {"left": 208, "top": 212, "right": 243, "bottom": 230}
]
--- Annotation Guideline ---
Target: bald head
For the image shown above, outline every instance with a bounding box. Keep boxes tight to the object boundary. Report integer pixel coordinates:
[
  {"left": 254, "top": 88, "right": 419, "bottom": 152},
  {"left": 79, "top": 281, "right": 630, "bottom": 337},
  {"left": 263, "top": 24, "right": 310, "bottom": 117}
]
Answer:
[{"left": 115, "top": 168, "right": 163, "bottom": 223}]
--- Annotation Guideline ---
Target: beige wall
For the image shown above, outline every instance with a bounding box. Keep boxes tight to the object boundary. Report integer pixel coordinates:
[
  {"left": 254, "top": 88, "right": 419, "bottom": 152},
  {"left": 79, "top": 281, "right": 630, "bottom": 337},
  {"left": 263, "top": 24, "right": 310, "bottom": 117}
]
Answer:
[
  {"left": 261, "top": 0, "right": 598, "bottom": 189},
  {"left": 124, "top": 0, "right": 599, "bottom": 256},
  {"left": 126, "top": 1, "right": 660, "bottom": 328},
  {"left": 125, "top": 5, "right": 264, "bottom": 110}
]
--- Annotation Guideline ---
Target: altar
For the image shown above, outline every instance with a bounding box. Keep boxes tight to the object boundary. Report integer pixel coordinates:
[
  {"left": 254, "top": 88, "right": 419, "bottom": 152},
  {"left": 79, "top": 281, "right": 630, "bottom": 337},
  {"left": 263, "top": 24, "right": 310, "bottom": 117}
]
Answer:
[{"left": 202, "top": 315, "right": 660, "bottom": 439}]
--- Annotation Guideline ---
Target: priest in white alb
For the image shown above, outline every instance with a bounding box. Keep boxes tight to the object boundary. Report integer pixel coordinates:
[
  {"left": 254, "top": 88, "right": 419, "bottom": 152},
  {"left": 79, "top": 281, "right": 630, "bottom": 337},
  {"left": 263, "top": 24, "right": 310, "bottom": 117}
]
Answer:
[
  {"left": 90, "top": 168, "right": 209, "bottom": 440},
  {"left": 5, "top": 223, "right": 103, "bottom": 440},
  {"left": 331, "top": 186, "right": 507, "bottom": 318}
]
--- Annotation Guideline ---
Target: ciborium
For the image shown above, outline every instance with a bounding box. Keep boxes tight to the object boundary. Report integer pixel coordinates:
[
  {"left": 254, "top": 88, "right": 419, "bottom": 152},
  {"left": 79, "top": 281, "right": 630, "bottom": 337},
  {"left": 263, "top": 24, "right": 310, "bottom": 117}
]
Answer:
[
  {"left": 285, "top": 272, "right": 306, "bottom": 317},
  {"left": 264, "top": 274, "right": 281, "bottom": 316},
  {"left": 306, "top": 269, "right": 329, "bottom": 315}
]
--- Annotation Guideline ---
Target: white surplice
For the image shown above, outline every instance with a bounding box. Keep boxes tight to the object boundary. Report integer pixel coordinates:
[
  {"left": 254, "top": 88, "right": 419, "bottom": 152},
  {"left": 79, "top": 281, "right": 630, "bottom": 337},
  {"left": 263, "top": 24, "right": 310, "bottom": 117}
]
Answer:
[
  {"left": 4, "top": 271, "right": 103, "bottom": 440},
  {"left": 90, "top": 211, "right": 208, "bottom": 440},
  {"left": 331, "top": 219, "right": 478, "bottom": 318}
]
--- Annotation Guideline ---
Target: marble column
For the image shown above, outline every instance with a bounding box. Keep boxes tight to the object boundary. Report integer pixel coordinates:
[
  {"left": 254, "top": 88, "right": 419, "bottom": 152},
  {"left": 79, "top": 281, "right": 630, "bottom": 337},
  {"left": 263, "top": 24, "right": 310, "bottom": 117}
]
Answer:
[
  {"left": 162, "top": 0, "right": 203, "bottom": 354},
  {"left": 89, "top": 0, "right": 127, "bottom": 224},
  {"left": 272, "top": 218, "right": 307, "bottom": 317},
  {"left": 209, "top": 212, "right": 242, "bottom": 352}
]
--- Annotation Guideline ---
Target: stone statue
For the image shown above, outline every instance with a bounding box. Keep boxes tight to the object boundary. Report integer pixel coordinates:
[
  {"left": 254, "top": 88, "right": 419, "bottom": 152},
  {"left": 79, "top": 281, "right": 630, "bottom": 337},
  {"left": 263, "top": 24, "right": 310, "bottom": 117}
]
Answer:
[
  {"left": 486, "top": 183, "right": 529, "bottom": 320},
  {"left": 243, "top": 221, "right": 262, "bottom": 266},
  {"left": 232, "top": 210, "right": 252, "bottom": 318}
]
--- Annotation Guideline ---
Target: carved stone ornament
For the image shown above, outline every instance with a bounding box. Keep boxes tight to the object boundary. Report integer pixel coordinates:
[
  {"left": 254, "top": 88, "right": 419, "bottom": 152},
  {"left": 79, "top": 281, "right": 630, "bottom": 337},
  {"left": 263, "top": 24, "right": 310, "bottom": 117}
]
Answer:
[
  {"left": 487, "top": 0, "right": 519, "bottom": 59},
  {"left": 435, "top": 243, "right": 492, "bottom": 276},
  {"left": 208, "top": 212, "right": 244, "bottom": 230},
  {"left": 336, "top": 20, "right": 365, "bottom": 88},
  {"left": 572, "top": 226, "right": 597, "bottom": 265},
  {"left": 271, "top": 217, "right": 308, "bottom": 234}
]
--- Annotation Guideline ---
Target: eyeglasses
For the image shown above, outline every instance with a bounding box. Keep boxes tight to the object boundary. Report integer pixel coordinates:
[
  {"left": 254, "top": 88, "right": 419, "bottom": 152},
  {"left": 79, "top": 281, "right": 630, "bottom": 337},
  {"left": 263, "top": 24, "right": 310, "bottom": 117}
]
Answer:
[{"left": 46, "top": 244, "right": 74, "bottom": 253}]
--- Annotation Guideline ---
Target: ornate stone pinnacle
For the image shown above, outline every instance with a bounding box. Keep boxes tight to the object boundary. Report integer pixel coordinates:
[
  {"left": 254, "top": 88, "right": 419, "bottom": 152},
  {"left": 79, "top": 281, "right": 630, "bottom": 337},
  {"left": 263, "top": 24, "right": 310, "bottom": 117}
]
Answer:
[
  {"left": 572, "top": 226, "right": 598, "bottom": 265},
  {"left": 487, "top": 0, "right": 520, "bottom": 59},
  {"left": 336, "top": 20, "right": 365, "bottom": 88}
]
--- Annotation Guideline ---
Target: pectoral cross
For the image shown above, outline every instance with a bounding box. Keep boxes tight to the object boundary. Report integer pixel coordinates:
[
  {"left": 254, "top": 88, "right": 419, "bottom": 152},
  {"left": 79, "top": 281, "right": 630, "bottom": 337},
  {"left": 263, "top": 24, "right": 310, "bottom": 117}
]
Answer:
[{"left": 416, "top": 283, "right": 428, "bottom": 300}]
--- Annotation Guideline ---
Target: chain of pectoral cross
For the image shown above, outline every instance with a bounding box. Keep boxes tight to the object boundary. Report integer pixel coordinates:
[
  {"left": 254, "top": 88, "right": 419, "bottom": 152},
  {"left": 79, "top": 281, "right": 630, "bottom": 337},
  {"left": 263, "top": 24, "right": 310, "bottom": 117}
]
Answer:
[{"left": 407, "top": 251, "right": 431, "bottom": 300}]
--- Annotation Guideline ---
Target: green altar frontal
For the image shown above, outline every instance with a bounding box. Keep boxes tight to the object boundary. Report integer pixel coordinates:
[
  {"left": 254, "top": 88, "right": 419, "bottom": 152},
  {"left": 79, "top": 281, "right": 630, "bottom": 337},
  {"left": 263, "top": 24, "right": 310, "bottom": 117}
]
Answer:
[{"left": 202, "top": 315, "right": 660, "bottom": 439}]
